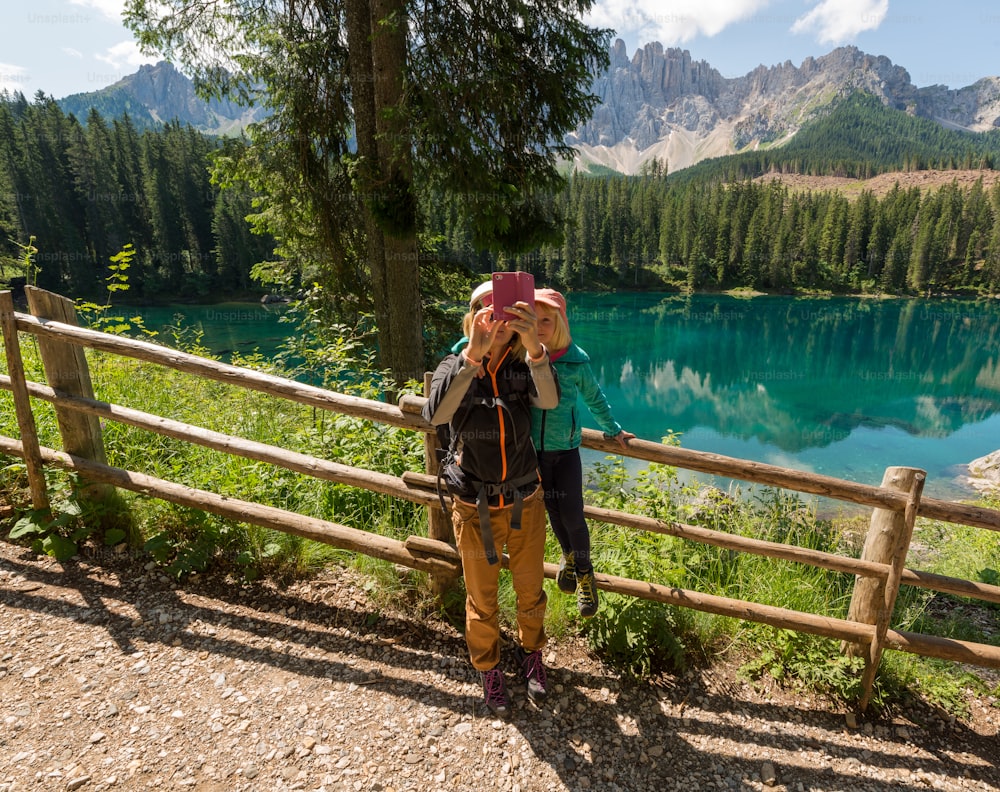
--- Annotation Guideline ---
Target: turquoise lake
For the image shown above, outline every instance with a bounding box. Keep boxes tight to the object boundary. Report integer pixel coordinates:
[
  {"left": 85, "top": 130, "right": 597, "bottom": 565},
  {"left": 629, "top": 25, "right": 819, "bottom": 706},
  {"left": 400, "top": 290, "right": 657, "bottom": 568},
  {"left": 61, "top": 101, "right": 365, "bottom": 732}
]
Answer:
[{"left": 129, "top": 294, "right": 1000, "bottom": 506}]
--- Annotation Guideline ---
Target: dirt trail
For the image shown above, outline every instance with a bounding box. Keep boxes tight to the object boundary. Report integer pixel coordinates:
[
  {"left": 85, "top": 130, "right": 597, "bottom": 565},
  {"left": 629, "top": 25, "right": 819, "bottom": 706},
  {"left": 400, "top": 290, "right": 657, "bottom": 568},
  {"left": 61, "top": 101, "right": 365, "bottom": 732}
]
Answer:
[{"left": 1, "top": 539, "right": 998, "bottom": 792}]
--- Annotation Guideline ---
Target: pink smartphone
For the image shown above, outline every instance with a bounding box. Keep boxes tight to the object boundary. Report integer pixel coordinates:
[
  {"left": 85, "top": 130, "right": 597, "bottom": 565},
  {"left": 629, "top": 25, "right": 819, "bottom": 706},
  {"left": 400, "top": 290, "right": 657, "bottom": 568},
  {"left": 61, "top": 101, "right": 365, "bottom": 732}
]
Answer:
[{"left": 491, "top": 271, "right": 535, "bottom": 322}]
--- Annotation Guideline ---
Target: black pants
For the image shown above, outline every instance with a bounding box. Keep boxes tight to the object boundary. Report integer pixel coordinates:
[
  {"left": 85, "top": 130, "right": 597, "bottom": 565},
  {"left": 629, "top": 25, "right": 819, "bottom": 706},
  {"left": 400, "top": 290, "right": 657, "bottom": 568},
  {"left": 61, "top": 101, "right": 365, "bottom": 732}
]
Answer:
[{"left": 537, "top": 448, "right": 592, "bottom": 574}]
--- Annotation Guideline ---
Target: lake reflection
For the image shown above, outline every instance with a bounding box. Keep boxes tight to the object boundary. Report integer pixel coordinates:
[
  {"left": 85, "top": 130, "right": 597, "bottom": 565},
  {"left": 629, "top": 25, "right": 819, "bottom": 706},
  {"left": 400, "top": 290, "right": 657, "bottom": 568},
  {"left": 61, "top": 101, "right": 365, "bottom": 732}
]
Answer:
[{"left": 569, "top": 293, "right": 1000, "bottom": 499}]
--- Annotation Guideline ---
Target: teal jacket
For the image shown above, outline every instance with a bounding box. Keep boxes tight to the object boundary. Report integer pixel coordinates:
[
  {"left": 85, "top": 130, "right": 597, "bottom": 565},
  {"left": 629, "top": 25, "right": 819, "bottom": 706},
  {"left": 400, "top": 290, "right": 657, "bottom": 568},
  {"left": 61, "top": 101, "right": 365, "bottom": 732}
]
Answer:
[
  {"left": 449, "top": 338, "right": 622, "bottom": 451},
  {"left": 531, "top": 343, "right": 622, "bottom": 452}
]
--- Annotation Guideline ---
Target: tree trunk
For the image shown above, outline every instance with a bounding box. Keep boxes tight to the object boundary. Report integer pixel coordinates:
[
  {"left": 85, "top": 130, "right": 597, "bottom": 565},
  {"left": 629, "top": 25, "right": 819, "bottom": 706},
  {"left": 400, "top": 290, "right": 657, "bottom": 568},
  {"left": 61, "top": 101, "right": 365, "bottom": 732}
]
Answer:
[
  {"left": 345, "top": 0, "right": 389, "bottom": 357},
  {"left": 348, "top": 0, "right": 424, "bottom": 389}
]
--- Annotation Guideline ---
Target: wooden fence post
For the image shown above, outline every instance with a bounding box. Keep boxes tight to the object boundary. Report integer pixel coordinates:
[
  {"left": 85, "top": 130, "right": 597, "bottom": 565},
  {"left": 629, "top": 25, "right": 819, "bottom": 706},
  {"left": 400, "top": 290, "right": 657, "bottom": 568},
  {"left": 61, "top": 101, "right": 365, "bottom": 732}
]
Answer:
[
  {"left": 24, "top": 286, "right": 114, "bottom": 505},
  {"left": 843, "top": 466, "right": 926, "bottom": 709},
  {"left": 0, "top": 290, "right": 50, "bottom": 511},
  {"left": 423, "top": 371, "right": 457, "bottom": 599}
]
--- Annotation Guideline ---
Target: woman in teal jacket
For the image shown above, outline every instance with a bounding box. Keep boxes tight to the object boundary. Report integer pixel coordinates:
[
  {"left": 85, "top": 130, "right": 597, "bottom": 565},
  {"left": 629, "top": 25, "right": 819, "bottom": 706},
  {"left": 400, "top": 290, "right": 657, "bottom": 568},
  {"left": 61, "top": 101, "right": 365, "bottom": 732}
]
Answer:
[{"left": 532, "top": 288, "right": 634, "bottom": 617}]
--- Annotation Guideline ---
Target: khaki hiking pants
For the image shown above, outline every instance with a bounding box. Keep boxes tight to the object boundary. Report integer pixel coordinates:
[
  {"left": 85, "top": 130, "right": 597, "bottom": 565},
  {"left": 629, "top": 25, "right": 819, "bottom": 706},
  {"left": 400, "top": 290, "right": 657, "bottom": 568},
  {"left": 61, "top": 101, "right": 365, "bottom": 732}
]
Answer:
[{"left": 452, "top": 488, "right": 548, "bottom": 671}]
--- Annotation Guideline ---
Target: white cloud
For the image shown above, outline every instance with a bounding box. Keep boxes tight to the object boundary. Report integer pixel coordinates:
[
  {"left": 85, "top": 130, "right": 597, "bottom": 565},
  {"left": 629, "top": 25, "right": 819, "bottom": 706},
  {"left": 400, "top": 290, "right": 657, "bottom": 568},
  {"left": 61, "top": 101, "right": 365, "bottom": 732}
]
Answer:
[
  {"left": 587, "top": 0, "right": 774, "bottom": 46},
  {"left": 791, "top": 0, "right": 889, "bottom": 45},
  {"left": 586, "top": 0, "right": 891, "bottom": 52},
  {"left": 62, "top": 47, "right": 84, "bottom": 59},
  {"left": 69, "top": 0, "right": 125, "bottom": 23},
  {"left": 96, "top": 40, "right": 159, "bottom": 72},
  {"left": 0, "top": 62, "right": 29, "bottom": 94}
]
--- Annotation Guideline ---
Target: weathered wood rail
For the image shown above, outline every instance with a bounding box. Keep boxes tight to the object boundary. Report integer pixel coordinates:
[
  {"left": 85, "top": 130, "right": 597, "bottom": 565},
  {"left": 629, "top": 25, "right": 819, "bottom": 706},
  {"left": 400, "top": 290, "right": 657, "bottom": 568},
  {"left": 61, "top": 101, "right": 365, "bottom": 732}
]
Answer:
[{"left": 2, "top": 286, "right": 999, "bottom": 710}]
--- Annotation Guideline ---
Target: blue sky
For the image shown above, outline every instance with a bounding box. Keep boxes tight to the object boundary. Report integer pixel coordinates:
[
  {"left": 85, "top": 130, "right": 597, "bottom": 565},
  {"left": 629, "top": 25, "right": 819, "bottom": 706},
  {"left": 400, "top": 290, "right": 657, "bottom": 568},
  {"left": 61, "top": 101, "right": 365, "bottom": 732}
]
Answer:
[{"left": 2, "top": 0, "right": 999, "bottom": 99}]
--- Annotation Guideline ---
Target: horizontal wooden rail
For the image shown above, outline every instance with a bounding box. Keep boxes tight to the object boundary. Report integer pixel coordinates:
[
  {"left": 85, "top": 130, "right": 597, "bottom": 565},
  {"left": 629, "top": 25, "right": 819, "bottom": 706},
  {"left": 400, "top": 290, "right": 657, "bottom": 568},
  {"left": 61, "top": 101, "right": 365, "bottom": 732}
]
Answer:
[
  {"left": 403, "top": 393, "right": 1000, "bottom": 531},
  {"left": 593, "top": 504, "right": 884, "bottom": 578},
  {"left": 14, "top": 313, "right": 427, "bottom": 432},
  {"left": 594, "top": 499, "right": 1000, "bottom": 607},
  {"left": 587, "top": 431, "right": 910, "bottom": 511},
  {"left": 597, "top": 568, "right": 875, "bottom": 645},
  {"left": 587, "top": 566, "right": 1000, "bottom": 668},
  {"left": 0, "top": 434, "right": 460, "bottom": 577},
  {"left": 885, "top": 628, "right": 1000, "bottom": 668},
  {"left": 0, "top": 375, "right": 439, "bottom": 510},
  {"left": 578, "top": 429, "right": 1000, "bottom": 532},
  {"left": 899, "top": 568, "right": 1000, "bottom": 605}
]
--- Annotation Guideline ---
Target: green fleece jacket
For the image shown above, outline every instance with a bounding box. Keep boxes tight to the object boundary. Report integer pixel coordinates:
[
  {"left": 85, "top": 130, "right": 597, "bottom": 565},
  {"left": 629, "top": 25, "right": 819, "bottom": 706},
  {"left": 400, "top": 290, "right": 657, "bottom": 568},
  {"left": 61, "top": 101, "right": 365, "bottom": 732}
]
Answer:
[{"left": 531, "top": 343, "right": 622, "bottom": 452}]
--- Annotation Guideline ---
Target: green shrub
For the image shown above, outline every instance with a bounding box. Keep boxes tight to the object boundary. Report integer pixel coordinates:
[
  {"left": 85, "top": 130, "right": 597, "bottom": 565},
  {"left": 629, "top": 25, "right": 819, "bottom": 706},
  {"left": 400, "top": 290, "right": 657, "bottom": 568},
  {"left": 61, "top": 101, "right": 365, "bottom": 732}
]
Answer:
[
  {"left": 6, "top": 476, "right": 133, "bottom": 560},
  {"left": 738, "top": 631, "right": 867, "bottom": 701},
  {"left": 584, "top": 594, "right": 687, "bottom": 677}
]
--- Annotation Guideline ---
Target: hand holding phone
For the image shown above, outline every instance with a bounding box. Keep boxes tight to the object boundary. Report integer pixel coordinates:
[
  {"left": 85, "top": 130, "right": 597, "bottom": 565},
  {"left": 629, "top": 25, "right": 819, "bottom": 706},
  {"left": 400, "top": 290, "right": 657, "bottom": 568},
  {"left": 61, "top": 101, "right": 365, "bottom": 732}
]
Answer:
[{"left": 491, "top": 271, "right": 535, "bottom": 322}]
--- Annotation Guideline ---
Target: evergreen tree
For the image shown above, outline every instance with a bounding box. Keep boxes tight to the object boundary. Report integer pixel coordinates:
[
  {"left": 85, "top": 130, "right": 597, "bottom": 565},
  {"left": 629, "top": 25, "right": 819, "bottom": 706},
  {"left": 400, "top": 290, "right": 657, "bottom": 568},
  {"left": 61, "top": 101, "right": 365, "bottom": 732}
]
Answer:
[
  {"left": 126, "top": 0, "right": 611, "bottom": 384},
  {"left": 110, "top": 114, "right": 156, "bottom": 295}
]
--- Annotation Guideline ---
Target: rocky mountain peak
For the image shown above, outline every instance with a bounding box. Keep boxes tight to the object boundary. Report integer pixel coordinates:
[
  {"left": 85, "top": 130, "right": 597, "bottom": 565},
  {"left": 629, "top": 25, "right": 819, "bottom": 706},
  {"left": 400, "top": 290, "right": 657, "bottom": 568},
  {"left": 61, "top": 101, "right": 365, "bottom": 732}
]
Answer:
[
  {"left": 570, "top": 41, "right": 1000, "bottom": 175},
  {"left": 59, "top": 61, "right": 266, "bottom": 135}
]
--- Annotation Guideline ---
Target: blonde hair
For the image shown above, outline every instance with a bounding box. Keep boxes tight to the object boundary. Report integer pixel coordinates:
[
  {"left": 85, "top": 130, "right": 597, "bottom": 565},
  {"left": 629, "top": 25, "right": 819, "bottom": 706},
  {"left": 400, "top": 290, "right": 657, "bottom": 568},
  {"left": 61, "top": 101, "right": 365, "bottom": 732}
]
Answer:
[
  {"left": 462, "top": 309, "right": 525, "bottom": 360},
  {"left": 536, "top": 302, "right": 571, "bottom": 352}
]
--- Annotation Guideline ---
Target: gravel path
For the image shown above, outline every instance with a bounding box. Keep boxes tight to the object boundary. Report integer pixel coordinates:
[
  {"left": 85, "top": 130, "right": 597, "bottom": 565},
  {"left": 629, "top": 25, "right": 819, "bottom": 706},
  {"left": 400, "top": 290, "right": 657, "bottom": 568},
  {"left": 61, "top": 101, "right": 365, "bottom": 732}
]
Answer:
[{"left": 1, "top": 539, "right": 998, "bottom": 792}]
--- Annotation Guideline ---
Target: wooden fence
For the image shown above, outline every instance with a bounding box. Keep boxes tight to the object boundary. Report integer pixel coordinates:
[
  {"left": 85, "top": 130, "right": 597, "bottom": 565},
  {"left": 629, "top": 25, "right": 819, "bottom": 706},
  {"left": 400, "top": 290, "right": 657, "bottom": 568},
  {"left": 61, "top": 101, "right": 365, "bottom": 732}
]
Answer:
[{"left": 2, "top": 285, "right": 1000, "bottom": 711}]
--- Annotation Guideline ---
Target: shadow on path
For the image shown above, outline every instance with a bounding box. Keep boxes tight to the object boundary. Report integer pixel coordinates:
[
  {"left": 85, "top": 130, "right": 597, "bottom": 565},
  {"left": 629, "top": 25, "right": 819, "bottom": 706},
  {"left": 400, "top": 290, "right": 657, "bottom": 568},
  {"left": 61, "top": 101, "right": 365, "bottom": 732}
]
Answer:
[{"left": 2, "top": 540, "right": 997, "bottom": 791}]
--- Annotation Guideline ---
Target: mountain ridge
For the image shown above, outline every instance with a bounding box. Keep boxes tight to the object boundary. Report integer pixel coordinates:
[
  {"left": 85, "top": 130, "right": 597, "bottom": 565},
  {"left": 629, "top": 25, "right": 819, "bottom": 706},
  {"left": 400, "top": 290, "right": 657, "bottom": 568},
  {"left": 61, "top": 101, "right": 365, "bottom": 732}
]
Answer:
[
  {"left": 50, "top": 45, "right": 1000, "bottom": 175},
  {"left": 57, "top": 61, "right": 266, "bottom": 134},
  {"left": 569, "top": 41, "right": 1000, "bottom": 175}
]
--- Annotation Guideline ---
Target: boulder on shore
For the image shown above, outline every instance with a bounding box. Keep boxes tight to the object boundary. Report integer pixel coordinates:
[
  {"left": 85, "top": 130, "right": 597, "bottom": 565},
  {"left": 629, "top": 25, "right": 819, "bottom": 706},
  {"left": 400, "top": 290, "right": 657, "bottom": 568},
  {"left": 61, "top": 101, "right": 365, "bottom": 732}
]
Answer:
[{"left": 965, "top": 450, "right": 1000, "bottom": 493}]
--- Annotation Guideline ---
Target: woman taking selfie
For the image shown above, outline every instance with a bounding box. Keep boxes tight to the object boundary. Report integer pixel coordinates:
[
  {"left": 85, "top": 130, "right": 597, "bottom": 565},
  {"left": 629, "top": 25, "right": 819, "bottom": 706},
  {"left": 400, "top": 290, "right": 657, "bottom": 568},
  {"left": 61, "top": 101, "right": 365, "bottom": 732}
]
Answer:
[{"left": 422, "top": 282, "right": 558, "bottom": 717}]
